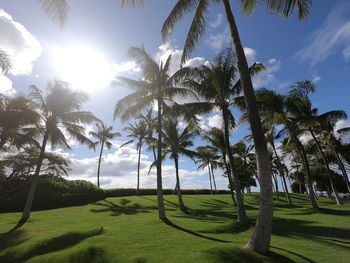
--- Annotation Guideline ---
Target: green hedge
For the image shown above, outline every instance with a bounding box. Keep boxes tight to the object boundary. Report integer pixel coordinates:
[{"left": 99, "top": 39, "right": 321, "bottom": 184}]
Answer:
[{"left": 0, "top": 175, "right": 105, "bottom": 212}]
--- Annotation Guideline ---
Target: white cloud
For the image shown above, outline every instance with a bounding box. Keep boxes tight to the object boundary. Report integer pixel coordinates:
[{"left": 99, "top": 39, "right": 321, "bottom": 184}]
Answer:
[
  {"left": 252, "top": 57, "right": 282, "bottom": 89},
  {"left": 210, "top": 13, "right": 223, "bottom": 28},
  {"left": 244, "top": 47, "right": 257, "bottom": 65},
  {"left": 334, "top": 119, "right": 350, "bottom": 143},
  {"left": 312, "top": 76, "right": 321, "bottom": 83},
  {"left": 296, "top": 2, "right": 350, "bottom": 66},
  {"left": 207, "top": 28, "right": 230, "bottom": 51},
  {"left": 0, "top": 9, "right": 42, "bottom": 76},
  {"left": 0, "top": 75, "right": 15, "bottom": 96},
  {"left": 208, "top": 114, "right": 223, "bottom": 129},
  {"left": 112, "top": 60, "right": 141, "bottom": 74}
]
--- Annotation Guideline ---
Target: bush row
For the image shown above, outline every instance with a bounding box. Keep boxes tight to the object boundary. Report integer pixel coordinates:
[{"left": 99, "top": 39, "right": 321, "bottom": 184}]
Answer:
[{"left": 0, "top": 175, "right": 230, "bottom": 212}]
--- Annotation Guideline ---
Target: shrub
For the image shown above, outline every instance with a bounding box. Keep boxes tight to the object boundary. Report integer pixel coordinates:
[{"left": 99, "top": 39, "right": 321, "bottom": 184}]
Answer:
[{"left": 0, "top": 175, "right": 105, "bottom": 212}]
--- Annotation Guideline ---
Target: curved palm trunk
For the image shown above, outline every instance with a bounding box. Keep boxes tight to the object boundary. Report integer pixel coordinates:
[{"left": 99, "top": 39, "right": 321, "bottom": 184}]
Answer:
[
  {"left": 221, "top": 0, "right": 272, "bottom": 251},
  {"left": 97, "top": 141, "right": 105, "bottom": 188},
  {"left": 21, "top": 130, "right": 49, "bottom": 223},
  {"left": 208, "top": 164, "right": 213, "bottom": 194},
  {"left": 224, "top": 155, "right": 237, "bottom": 207},
  {"left": 271, "top": 142, "right": 292, "bottom": 205},
  {"left": 223, "top": 109, "right": 247, "bottom": 223},
  {"left": 156, "top": 97, "right": 166, "bottom": 219},
  {"left": 309, "top": 129, "right": 342, "bottom": 205},
  {"left": 272, "top": 173, "right": 279, "bottom": 200},
  {"left": 211, "top": 165, "right": 217, "bottom": 191},
  {"left": 294, "top": 136, "right": 319, "bottom": 209},
  {"left": 330, "top": 143, "right": 350, "bottom": 193},
  {"left": 174, "top": 155, "right": 186, "bottom": 212},
  {"left": 136, "top": 144, "right": 142, "bottom": 195}
]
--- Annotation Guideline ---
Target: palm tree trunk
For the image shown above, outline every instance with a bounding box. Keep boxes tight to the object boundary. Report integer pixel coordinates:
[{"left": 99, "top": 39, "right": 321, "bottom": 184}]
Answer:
[
  {"left": 221, "top": 0, "right": 272, "bottom": 251},
  {"left": 309, "top": 129, "right": 342, "bottom": 205},
  {"left": 271, "top": 142, "right": 292, "bottom": 205},
  {"left": 222, "top": 109, "right": 247, "bottom": 223},
  {"left": 272, "top": 173, "right": 279, "bottom": 200},
  {"left": 136, "top": 144, "right": 142, "bottom": 195},
  {"left": 97, "top": 141, "right": 104, "bottom": 188},
  {"left": 224, "top": 155, "right": 237, "bottom": 207},
  {"left": 211, "top": 165, "right": 217, "bottom": 191},
  {"left": 294, "top": 136, "right": 319, "bottom": 209},
  {"left": 208, "top": 164, "right": 213, "bottom": 194},
  {"left": 156, "top": 97, "right": 166, "bottom": 219},
  {"left": 330, "top": 142, "right": 350, "bottom": 193},
  {"left": 21, "top": 130, "right": 49, "bottom": 223},
  {"left": 174, "top": 155, "right": 186, "bottom": 212}
]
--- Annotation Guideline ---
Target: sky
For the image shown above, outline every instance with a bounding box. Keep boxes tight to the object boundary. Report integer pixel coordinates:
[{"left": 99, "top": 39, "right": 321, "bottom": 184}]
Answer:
[{"left": 1, "top": 0, "right": 350, "bottom": 190}]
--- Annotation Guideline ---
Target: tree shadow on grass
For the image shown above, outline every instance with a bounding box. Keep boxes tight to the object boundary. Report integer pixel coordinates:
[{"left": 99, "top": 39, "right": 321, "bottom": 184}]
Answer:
[
  {"left": 161, "top": 218, "right": 231, "bottom": 243},
  {"left": 90, "top": 199, "right": 157, "bottom": 216},
  {"left": 68, "top": 246, "right": 109, "bottom": 263},
  {"left": 198, "top": 220, "right": 254, "bottom": 235},
  {"left": 273, "top": 217, "right": 350, "bottom": 250},
  {"left": 0, "top": 229, "right": 28, "bottom": 251},
  {"left": 202, "top": 247, "right": 296, "bottom": 263},
  {"left": 0, "top": 228, "right": 104, "bottom": 263}
]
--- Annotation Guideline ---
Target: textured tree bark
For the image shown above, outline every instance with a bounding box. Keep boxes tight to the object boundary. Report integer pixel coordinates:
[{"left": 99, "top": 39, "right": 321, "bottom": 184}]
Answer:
[
  {"left": 222, "top": 0, "right": 273, "bottom": 252},
  {"left": 223, "top": 108, "right": 247, "bottom": 223},
  {"left": 309, "top": 129, "right": 342, "bottom": 205},
  {"left": 272, "top": 173, "right": 279, "bottom": 200},
  {"left": 174, "top": 155, "right": 187, "bottom": 212},
  {"left": 330, "top": 143, "right": 350, "bottom": 193},
  {"left": 21, "top": 130, "right": 49, "bottom": 222},
  {"left": 224, "top": 156, "right": 237, "bottom": 207},
  {"left": 156, "top": 97, "right": 166, "bottom": 219},
  {"left": 208, "top": 164, "right": 213, "bottom": 194},
  {"left": 97, "top": 141, "right": 105, "bottom": 188},
  {"left": 211, "top": 165, "right": 217, "bottom": 191}
]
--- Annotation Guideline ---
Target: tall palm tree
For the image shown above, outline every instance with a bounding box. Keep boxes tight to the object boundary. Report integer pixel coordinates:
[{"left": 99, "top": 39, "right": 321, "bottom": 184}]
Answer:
[
  {"left": 90, "top": 122, "right": 121, "bottom": 188},
  {"left": 139, "top": 108, "right": 157, "bottom": 162},
  {"left": 161, "top": 118, "right": 197, "bottom": 212},
  {"left": 114, "top": 46, "right": 194, "bottom": 220},
  {"left": 19, "top": 80, "right": 97, "bottom": 225},
  {"left": 180, "top": 49, "right": 264, "bottom": 223},
  {"left": 195, "top": 146, "right": 220, "bottom": 194},
  {"left": 161, "top": 0, "right": 312, "bottom": 252},
  {"left": 121, "top": 120, "right": 147, "bottom": 194}
]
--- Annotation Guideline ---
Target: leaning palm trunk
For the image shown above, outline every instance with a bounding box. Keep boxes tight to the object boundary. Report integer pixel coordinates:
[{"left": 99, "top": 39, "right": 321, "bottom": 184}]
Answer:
[
  {"left": 294, "top": 136, "right": 319, "bottom": 209},
  {"left": 272, "top": 173, "right": 279, "bottom": 200},
  {"left": 330, "top": 143, "right": 350, "bottom": 193},
  {"left": 174, "top": 155, "right": 187, "bottom": 212},
  {"left": 156, "top": 97, "right": 166, "bottom": 219},
  {"left": 309, "top": 129, "right": 342, "bottom": 205},
  {"left": 210, "top": 165, "right": 217, "bottom": 191},
  {"left": 21, "top": 130, "right": 49, "bottom": 222},
  {"left": 97, "top": 141, "right": 104, "bottom": 188},
  {"left": 221, "top": 0, "right": 272, "bottom": 251},
  {"left": 208, "top": 164, "right": 213, "bottom": 194},
  {"left": 271, "top": 143, "right": 292, "bottom": 205},
  {"left": 136, "top": 145, "right": 142, "bottom": 195},
  {"left": 223, "top": 109, "right": 247, "bottom": 223}
]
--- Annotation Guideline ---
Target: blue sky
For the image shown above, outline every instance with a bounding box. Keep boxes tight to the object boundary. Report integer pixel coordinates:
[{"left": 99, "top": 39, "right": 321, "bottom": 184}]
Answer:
[{"left": 1, "top": 0, "right": 350, "bottom": 190}]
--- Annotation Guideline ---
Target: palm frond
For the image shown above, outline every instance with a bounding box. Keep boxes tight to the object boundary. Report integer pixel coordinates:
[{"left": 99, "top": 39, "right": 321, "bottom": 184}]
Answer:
[{"left": 38, "top": 0, "right": 69, "bottom": 27}]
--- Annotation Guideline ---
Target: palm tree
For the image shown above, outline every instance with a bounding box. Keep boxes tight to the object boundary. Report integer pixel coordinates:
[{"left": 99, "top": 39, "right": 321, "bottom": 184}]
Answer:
[
  {"left": 161, "top": 118, "right": 197, "bottom": 212},
  {"left": 121, "top": 120, "right": 147, "bottom": 194},
  {"left": 90, "top": 122, "right": 121, "bottom": 188},
  {"left": 195, "top": 146, "right": 220, "bottom": 194},
  {"left": 161, "top": 0, "right": 312, "bottom": 252},
  {"left": 19, "top": 80, "right": 97, "bottom": 225},
  {"left": 114, "top": 46, "right": 194, "bottom": 220},
  {"left": 139, "top": 108, "right": 157, "bottom": 162},
  {"left": 203, "top": 128, "right": 237, "bottom": 205},
  {"left": 37, "top": 0, "right": 69, "bottom": 26},
  {"left": 179, "top": 49, "right": 264, "bottom": 223},
  {"left": 0, "top": 49, "right": 12, "bottom": 74}
]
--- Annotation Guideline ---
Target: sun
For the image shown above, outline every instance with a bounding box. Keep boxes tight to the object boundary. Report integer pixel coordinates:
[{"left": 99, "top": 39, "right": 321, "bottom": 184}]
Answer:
[{"left": 51, "top": 45, "right": 113, "bottom": 92}]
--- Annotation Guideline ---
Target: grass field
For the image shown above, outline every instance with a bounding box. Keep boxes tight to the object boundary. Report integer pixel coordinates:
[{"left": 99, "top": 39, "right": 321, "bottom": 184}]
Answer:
[{"left": 0, "top": 193, "right": 349, "bottom": 263}]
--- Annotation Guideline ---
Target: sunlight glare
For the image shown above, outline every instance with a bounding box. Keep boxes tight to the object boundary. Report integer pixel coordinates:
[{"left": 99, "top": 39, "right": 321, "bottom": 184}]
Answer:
[{"left": 52, "top": 45, "right": 113, "bottom": 92}]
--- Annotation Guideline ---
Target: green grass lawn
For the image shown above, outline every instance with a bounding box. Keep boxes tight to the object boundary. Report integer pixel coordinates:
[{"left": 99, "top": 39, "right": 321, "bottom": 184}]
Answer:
[{"left": 0, "top": 193, "right": 349, "bottom": 263}]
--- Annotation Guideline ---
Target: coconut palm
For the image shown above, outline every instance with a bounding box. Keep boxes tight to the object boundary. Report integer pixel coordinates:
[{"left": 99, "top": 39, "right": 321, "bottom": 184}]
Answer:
[
  {"left": 37, "top": 0, "right": 69, "bottom": 26},
  {"left": 161, "top": 118, "right": 197, "bottom": 212},
  {"left": 179, "top": 49, "right": 264, "bottom": 223},
  {"left": 19, "top": 80, "right": 97, "bottom": 225},
  {"left": 195, "top": 146, "right": 220, "bottom": 194},
  {"left": 0, "top": 49, "right": 12, "bottom": 74},
  {"left": 203, "top": 128, "right": 237, "bottom": 205},
  {"left": 121, "top": 120, "right": 147, "bottom": 194},
  {"left": 161, "top": 0, "right": 312, "bottom": 252},
  {"left": 114, "top": 46, "right": 194, "bottom": 220},
  {"left": 90, "top": 122, "right": 121, "bottom": 188},
  {"left": 139, "top": 108, "right": 157, "bottom": 161}
]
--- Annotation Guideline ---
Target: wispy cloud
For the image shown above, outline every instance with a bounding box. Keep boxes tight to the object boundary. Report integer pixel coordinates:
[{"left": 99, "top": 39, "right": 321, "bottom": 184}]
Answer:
[
  {"left": 296, "top": 2, "right": 350, "bottom": 66},
  {"left": 210, "top": 13, "right": 223, "bottom": 28}
]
